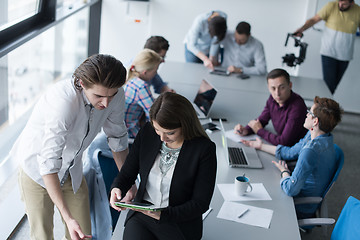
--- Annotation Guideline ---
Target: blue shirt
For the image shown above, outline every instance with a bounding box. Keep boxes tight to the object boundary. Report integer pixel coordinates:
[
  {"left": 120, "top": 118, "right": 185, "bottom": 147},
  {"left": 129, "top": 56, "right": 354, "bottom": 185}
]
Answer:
[
  {"left": 150, "top": 73, "right": 167, "bottom": 94},
  {"left": 184, "top": 11, "right": 227, "bottom": 56},
  {"left": 276, "top": 131, "right": 337, "bottom": 214}
]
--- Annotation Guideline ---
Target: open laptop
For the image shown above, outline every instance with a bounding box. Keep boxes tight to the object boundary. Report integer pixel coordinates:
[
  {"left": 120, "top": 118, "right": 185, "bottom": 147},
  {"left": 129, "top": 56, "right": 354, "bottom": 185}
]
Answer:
[
  {"left": 219, "top": 119, "right": 263, "bottom": 169},
  {"left": 193, "top": 79, "right": 217, "bottom": 119}
]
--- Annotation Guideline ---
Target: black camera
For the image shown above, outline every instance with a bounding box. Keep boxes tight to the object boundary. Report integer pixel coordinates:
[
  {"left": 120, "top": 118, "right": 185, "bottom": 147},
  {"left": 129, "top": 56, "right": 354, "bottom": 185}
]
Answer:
[{"left": 282, "top": 33, "right": 308, "bottom": 67}]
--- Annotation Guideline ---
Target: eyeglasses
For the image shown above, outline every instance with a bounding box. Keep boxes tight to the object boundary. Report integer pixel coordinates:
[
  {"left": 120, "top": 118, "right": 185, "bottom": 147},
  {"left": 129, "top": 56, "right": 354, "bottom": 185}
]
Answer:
[{"left": 307, "top": 109, "right": 316, "bottom": 118}]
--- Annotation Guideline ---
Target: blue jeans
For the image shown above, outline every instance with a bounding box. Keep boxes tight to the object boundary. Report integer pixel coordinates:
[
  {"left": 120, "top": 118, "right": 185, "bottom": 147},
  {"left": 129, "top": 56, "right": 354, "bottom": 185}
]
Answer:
[
  {"left": 321, "top": 55, "right": 349, "bottom": 94},
  {"left": 184, "top": 44, "right": 203, "bottom": 63}
]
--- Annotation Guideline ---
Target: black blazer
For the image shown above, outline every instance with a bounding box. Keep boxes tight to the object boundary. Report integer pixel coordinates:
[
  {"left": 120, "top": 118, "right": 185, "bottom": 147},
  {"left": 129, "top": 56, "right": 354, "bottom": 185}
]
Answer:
[{"left": 111, "top": 122, "right": 217, "bottom": 240}]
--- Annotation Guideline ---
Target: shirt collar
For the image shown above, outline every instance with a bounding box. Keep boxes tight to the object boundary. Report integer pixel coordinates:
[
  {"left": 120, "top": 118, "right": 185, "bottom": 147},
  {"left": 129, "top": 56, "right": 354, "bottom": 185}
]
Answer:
[{"left": 81, "top": 90, "right": 92, "bottom": 107}]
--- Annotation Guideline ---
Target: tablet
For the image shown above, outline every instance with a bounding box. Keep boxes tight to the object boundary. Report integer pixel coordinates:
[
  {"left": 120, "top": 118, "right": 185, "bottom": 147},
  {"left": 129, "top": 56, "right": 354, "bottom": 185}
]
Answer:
[
  {"left": 210, "top": 68, "right": 230, "bottom": 76},
  {"left": 115, "top": 202, "right": 165, "bottom": 211}
]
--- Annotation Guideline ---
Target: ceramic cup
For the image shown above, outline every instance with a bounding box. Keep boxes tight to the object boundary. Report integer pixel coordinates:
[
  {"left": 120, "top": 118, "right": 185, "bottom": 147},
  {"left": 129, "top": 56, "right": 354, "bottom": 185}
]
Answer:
[{"left": 235, "top": 175, "right": 253, "bottom": 196}]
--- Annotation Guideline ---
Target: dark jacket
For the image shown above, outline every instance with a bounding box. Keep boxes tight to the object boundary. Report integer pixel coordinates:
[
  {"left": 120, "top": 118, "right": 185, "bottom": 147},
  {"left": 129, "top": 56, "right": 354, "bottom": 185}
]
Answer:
[{"left": 111, "top": 122, "right": 217, "bottom": 240}]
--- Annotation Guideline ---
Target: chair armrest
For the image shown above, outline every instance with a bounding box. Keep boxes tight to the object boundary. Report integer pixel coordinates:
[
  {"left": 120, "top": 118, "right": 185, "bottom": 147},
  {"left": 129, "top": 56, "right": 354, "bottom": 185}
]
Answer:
[
  {"left": 294, "top": 197, "right": 323, "bottom": 205},
  {"left": 298, "top": 218, "right": 335, "bottom": 227}
]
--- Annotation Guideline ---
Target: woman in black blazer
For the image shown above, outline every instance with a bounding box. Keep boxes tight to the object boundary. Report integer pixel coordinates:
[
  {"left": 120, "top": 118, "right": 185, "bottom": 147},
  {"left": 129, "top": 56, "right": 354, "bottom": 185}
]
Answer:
[{"left": 110, "top": 92, "right": 217, "bottom": 240}]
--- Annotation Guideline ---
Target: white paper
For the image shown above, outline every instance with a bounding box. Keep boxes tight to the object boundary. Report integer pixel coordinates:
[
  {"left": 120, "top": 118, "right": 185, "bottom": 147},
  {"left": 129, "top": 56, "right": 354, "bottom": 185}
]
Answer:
[
  {"left": 225, "top": 130, "right": 257, "bottom": 142},
  {"left": 217, "top": 183, "right": 272, "bottom": 201},
  {"left": 202, "top": 207, "right": 212, "bottom": 220},
  {"left": 217, "top": 201, "right": 273, "bottom": 229}
]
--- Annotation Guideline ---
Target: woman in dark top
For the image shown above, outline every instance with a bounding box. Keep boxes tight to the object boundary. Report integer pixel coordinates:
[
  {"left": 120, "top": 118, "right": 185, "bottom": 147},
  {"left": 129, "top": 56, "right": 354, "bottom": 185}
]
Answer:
[{"left": 110, "top": 92, "right": 217, "bottom": 240}]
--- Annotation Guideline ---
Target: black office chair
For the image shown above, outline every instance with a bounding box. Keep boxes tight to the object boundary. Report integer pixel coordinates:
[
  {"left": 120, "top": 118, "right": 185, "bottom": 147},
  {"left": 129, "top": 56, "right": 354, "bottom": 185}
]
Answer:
[{"left": 295, "top": 144, "right": 344, "bottom": 234}]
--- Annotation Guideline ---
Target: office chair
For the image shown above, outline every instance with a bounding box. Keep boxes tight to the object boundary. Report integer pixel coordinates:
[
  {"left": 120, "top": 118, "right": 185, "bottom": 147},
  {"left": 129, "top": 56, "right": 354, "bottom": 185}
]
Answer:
[
  {"left": 295, "top": 144, "right": 344, "bottom": 234},
  {"left": 330, "top": 196, "right": 360, "bottom": 240}
]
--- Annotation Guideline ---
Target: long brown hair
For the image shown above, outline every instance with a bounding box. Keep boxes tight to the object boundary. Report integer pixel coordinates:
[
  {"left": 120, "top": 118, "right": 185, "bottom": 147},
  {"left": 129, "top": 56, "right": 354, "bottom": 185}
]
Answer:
[{"left": 150, "top": 92, "right": 209, "bottom": 140}]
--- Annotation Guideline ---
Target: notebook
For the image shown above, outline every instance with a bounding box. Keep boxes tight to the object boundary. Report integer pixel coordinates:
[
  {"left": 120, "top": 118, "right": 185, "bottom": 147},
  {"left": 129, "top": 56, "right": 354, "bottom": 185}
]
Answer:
[
  {"left": 193, "top": 79, "right": 218, "bottom": 119},
  {"left": 219, "top": 119, "right": 263, "bottom": 169}
]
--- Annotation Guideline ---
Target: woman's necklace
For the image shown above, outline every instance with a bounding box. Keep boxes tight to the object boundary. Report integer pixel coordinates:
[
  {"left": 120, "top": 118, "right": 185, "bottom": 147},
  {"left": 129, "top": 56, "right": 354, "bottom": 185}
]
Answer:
[{"left": 159, "top": 142, "right": 181, "bottom": 174}]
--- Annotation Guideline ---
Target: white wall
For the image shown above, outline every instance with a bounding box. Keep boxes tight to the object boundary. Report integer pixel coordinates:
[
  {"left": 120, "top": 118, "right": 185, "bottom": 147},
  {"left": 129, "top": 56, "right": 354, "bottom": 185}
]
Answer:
[
  {"left": 100, "top": 0, "right": 307, "bottom": 69},
  {"left": 297, "top": 0, "right": 360, "bottom": 113},
  {"left": 100, "top": 0, "right": 360, "bottom": 113}
]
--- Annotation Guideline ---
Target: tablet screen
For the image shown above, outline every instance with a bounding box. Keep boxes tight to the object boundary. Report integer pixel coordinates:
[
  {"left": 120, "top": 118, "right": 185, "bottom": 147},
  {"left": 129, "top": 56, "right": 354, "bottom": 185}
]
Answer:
[{"left": 115, "top": 202, "right": 165, "bottom": 212}]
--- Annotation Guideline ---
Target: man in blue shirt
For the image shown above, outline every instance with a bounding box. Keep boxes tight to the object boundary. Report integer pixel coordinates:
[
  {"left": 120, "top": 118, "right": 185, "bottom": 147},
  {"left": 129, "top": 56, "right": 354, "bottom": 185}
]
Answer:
[{"left": 144, "top": 36, "right": 175, "bottom": 94}]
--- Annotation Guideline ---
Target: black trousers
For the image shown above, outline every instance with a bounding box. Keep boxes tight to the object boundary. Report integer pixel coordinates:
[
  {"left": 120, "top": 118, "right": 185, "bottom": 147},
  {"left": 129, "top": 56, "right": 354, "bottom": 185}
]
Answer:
[
  {"left": 123, "top": 212, "right": 186, "bottom": 240},
  {"left": 321, "top": 55, "right": 349, "bottom": 94}
]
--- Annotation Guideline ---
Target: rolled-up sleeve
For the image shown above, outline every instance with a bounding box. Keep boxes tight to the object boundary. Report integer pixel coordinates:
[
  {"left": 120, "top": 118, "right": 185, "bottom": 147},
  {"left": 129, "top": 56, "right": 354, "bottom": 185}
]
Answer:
[
  {"left": 103, "top": 87, "right": 129, "bottom": 152},
  {"left": 280, "top": 148, "right": 316, "bottom": 196}
]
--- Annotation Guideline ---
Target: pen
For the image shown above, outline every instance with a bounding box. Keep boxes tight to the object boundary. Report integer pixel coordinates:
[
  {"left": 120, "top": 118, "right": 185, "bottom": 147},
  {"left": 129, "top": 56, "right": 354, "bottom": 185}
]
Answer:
[
  {"left": 238, "top": 209, "right": 249, "bottom": 218},
  {"left": 211, "top": 118, "right": 227, "bottom": 122}
]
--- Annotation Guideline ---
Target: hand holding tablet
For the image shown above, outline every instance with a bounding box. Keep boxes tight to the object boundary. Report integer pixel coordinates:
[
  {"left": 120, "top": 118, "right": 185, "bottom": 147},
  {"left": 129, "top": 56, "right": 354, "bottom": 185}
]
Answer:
[{"left": 115, "top": 202, "right": 165, "bottom": 212}]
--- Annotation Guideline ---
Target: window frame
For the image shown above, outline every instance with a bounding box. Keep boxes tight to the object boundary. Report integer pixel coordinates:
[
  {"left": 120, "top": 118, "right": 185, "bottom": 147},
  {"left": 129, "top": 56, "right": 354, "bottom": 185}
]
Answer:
[{"left": 0, "top": 0, "right": 100, "bottom": 58}]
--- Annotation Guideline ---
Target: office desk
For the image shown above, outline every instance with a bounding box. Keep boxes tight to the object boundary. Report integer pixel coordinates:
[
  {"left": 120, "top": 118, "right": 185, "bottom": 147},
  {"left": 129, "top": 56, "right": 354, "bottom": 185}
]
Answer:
[
  {"left": 161, "top": 61, "right": 332, "bottom": 102},
  {"left": 203, "top": 121, "right": 300, "bottom": 240},
  {"left": 163, "top": 62, "right": 301, "bottom": 240}
]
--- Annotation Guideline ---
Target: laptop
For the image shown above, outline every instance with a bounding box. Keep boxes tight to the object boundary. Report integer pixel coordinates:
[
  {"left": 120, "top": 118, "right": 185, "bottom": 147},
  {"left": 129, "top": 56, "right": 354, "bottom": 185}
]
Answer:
[
  {"left": 219, "top": 119, "right": 263, "bottom": 169},
  {"left": 193, "top": 79, "right": 218, "bottom": 119}
]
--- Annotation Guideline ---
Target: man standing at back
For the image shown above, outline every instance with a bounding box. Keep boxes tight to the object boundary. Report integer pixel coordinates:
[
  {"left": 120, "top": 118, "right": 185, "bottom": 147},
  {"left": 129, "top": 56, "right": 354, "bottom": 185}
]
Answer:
[
  {"left": 234, "top": 68, "right": 307, "bottom": 146},
  {"left": 294, "top": 0, "right": 360, "bottom": 94},
  {"left": 221, "top": 21, "right": 267, "bottom": 75}
]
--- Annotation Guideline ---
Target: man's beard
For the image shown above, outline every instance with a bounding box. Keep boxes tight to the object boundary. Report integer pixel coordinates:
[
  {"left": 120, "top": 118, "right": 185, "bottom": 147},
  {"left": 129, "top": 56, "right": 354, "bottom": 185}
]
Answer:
[{"left": 339, "top": 5, "right": 351, "bottom": 11}]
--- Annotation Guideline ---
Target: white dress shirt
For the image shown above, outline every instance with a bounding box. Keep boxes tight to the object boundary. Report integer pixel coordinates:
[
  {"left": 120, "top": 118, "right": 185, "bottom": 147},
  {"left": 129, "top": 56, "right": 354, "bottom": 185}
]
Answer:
[
  {"left": 11, "top": 79, "right": 128, "bottom": 193},
  {"left": 221, "top": 31, "right": 267, "bottom": 75},
  {"left": 143, "top": 154, "right": 176, "bottom": 208}
]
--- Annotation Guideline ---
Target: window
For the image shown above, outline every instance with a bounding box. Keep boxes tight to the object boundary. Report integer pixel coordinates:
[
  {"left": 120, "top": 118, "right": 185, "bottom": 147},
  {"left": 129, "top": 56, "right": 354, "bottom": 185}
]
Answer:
[
  {"left": 0, "top": 5, "right": 89, "bottom": 165},
  {"left": 0, "top": 0, "right": 40, "bottom": 31}
]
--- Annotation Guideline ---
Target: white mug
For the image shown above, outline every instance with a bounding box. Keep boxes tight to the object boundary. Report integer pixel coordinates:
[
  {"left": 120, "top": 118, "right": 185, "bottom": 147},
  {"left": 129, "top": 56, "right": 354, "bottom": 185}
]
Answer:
[{"left": 235, "top": 176, "right": 253, "bottom": 196}]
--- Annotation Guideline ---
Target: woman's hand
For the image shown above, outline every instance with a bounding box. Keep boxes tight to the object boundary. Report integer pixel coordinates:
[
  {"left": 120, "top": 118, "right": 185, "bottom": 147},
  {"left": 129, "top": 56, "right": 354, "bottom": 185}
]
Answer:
[
  {"left": 272, "top": 160, "right": 289, "bottom": 173},
  {"left": 109, "top": 188, "right": 125, "bottom": 211},
  {"left": 122, "top": 184, "right": 138, "bottom": 203},
  {"left": 241, "top": 137, "right": 263, "bottom": 150}
]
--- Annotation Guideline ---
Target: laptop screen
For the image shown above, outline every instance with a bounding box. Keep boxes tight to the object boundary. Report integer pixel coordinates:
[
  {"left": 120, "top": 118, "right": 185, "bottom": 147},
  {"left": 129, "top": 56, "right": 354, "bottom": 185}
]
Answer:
[{"left": 193, "top": 79, "right": 217, "bottom": 117}]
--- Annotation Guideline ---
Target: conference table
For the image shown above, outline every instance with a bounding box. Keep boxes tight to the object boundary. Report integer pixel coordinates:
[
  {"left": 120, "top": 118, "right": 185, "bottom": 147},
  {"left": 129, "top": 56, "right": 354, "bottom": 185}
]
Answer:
[
  {"left": 159, "top": 61, "right": 332, "bottom": 108},
  {"left": 112, "top": 61, "right": 331, "bottom": 239}
]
